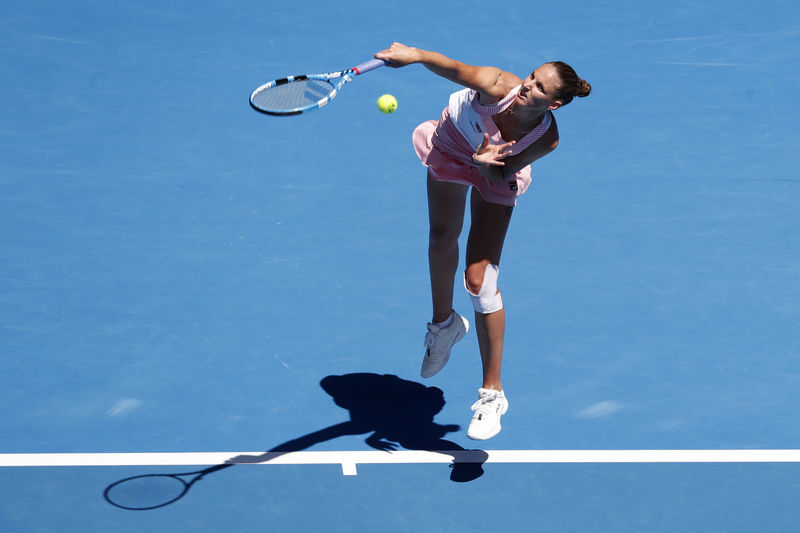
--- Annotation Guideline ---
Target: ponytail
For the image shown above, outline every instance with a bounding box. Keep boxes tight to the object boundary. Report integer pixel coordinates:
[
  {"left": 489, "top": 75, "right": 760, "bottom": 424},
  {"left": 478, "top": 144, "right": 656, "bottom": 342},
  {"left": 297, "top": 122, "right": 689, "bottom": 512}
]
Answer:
[{"left": 549, "top": 61, "right": 591, "bottom": 106}]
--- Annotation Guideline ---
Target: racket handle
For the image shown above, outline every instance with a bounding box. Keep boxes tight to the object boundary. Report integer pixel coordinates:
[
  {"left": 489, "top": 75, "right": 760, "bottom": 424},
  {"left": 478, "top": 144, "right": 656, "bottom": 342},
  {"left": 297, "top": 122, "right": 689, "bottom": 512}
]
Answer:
[{"left": 352, "top": 59, "right": 386, "bottom": 75}]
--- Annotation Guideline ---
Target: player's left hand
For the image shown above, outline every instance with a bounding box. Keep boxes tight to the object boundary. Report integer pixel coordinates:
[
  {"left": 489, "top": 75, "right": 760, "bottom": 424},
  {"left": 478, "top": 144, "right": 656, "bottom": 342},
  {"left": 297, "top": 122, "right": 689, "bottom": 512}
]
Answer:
[
  {"left": 366, "top": 433, "right": 398, "bottom": 452},
  {"left": 472, "top": 133, "right": 515, "bottom": 168}
]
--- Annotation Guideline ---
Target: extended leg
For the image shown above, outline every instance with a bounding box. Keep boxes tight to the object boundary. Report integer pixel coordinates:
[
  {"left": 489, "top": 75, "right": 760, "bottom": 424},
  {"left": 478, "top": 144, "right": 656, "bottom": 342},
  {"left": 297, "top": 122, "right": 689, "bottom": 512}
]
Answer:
[
  {"left": 465, "top": 189, "right": 513, "bottom": 391},
  {"left": 464, "top": 190, "right": 512, "bottom": 440},
  {"left": 426, "top": 171, "right": 468, "bottom": 323},
  {"left": 420, "top": 171, "right": 470, "bottom": 378}
]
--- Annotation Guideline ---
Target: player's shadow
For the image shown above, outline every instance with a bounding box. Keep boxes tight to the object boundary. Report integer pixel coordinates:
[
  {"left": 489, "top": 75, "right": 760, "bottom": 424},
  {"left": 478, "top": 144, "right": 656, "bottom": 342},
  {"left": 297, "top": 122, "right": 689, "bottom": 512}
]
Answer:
[
  {"left": 104, "top": 373, "right": 487, "bottom": 510},
  {"left": 235, "top": 373, "right": 487, "bottom": 482}
]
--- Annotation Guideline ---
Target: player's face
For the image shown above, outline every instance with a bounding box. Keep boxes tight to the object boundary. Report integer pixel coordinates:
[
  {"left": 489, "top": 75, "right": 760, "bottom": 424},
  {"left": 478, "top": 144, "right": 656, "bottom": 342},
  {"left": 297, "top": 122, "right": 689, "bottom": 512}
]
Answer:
[{"left": 516, "top": 63, "right": 562, "bottom": 111}]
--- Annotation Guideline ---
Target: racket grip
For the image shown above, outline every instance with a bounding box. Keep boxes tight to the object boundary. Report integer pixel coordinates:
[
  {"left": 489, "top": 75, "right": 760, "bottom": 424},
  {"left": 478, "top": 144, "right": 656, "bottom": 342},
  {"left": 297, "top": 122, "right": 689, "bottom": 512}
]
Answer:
[{"left": 352, "top": 59, "right": 386, "bottom": 75}]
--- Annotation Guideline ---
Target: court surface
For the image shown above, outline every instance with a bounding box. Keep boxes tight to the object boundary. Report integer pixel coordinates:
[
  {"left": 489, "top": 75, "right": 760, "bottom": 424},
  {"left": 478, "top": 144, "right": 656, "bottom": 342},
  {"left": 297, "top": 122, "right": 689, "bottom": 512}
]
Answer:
[{"left": 2, "top": 0, "right": 800, "bottom": 531}]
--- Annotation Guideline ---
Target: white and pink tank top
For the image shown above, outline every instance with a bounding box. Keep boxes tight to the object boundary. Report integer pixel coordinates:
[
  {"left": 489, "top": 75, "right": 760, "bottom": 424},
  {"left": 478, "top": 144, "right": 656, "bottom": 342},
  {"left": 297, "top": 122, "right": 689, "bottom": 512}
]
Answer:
[{"left": 447, "top": 86, "right": 552, "bottom": 155}]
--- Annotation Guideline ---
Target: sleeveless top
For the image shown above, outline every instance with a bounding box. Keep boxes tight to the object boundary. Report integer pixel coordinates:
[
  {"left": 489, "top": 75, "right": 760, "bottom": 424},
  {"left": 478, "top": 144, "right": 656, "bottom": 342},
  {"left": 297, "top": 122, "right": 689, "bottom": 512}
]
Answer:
[
  {"left": 411, "top": 85, "right": 554, "bottom": 207},
  {"left": 448, "top": 86, "right": 552, "bottom": 155}
]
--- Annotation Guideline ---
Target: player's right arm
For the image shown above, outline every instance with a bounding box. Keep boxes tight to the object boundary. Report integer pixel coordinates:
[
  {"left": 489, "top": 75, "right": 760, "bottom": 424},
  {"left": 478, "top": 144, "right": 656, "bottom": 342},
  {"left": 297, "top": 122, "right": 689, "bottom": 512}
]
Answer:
[{"left": 375, "top": 43, "right": 521, "bottom": 102}]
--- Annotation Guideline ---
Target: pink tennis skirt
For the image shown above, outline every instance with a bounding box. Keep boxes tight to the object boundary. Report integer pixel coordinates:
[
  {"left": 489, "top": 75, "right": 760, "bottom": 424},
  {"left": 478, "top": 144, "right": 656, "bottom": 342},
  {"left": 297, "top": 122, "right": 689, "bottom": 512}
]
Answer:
[{"left": 412, "top": 108, "right": 532, "bottom": 207}]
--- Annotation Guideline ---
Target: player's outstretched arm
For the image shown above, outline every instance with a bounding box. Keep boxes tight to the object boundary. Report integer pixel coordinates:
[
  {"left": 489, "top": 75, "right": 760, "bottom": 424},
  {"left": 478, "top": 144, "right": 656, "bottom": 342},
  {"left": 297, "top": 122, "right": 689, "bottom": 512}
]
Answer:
[{"left": 375, "top": 42, "right": 520, "bottom": 100}]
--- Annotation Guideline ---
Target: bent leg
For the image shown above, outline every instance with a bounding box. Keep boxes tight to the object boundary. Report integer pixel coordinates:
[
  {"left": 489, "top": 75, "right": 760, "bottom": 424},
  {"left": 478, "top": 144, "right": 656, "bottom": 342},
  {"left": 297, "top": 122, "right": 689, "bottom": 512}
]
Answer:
[
  {"left": 427, "top": 170, "right": 468, "bottom": 323},
  {"left": 464, "top": 189, "right": 513, "bottom": 390}
]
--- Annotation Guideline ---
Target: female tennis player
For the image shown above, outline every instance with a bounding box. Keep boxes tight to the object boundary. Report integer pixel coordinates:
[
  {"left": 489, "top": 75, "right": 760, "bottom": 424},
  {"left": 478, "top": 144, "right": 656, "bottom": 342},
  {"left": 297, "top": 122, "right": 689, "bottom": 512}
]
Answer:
[{"left": 375, "top": 43, "right": 591, "bottom": 440}]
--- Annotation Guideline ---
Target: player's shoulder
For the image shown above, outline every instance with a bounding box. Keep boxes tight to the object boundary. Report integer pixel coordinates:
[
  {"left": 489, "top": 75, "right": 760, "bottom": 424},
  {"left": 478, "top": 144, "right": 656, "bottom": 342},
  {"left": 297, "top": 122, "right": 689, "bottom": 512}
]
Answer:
[
  {"left": 477, "top": 69, "right": 523, "bottom": 100},
  {"left": 496, "top": 71, "right": 525, "bottom": 96}
]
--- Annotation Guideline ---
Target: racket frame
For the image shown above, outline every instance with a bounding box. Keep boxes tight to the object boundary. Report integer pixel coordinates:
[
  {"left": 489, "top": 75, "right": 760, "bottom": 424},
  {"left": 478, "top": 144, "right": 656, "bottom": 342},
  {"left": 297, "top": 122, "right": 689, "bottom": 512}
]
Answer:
[
  {"left": 249, "top": 58, "right": 386, "bottom": 116},
  {"left": 104, "top": 473, "right": 193, "bottom": 510},
  {"left": 103, "top": 463, "right": 230, "bottom": 510}
]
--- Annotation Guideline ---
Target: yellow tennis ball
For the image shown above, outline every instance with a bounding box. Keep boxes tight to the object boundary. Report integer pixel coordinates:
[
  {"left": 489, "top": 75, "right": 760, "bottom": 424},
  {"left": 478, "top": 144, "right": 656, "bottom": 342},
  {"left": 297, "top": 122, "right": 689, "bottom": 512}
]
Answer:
[{"left": 377, "top": 94, "right": 397, "bottom": 114}]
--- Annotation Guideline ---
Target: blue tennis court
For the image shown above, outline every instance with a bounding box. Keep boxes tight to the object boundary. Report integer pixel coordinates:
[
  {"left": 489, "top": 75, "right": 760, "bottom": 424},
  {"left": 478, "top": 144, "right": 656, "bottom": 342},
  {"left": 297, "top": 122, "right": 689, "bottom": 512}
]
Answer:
[{"left": 2, "top": 0, "right": 800, "bottom": 531}]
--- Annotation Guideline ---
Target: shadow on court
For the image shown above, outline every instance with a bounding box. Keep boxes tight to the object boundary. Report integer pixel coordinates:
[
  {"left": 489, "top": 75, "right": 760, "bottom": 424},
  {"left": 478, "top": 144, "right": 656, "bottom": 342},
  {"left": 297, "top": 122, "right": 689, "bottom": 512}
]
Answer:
[{"left": 104, "top": 373, "right": 488, "bottom": 510}]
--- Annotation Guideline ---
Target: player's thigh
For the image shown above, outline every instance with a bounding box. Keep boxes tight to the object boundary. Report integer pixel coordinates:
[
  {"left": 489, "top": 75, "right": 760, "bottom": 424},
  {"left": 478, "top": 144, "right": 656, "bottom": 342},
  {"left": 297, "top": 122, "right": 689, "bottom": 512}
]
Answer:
[
  {"left": 465, "top": 187, "right": 513, "bottom": 266},
  {"left": 427, "top": 170, "right": 468, "bottom": 242}
]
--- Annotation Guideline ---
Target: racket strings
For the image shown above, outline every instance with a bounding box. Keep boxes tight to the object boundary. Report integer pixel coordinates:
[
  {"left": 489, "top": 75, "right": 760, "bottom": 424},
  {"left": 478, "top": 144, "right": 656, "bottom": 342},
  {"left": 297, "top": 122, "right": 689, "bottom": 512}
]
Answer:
[{"left": 252, "top": 78, "right": 335, "bottom": 112}]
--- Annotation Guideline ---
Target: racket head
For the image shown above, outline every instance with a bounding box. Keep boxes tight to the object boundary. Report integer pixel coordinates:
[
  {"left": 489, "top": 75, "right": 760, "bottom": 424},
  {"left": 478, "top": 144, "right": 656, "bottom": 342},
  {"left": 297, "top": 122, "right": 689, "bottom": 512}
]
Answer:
[
  {"left": 249, "top": 75, "right": 342, "bottom": 116},
  {"left": 104, "top": 473, "right": 192, "bottom": 510}
]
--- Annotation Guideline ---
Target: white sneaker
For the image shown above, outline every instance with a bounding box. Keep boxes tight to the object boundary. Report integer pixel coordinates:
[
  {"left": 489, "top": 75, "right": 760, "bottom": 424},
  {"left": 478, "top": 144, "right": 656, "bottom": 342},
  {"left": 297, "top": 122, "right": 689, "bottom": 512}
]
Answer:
[
  {"left": 421, "top": 311, "right": 469, "bottom": 378},
  {"left": 467, "top": 388, "right": 508, "bottom": 440}
]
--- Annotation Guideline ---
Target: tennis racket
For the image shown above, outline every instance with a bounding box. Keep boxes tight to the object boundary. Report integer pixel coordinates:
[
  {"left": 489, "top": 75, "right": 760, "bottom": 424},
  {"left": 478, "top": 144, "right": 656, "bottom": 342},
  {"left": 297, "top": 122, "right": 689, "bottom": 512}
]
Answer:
[
  {"left": 249, "top": 58, "right": 386, "bottom": 116},
  {"left": 103, "top": 464, "right": 231, "bottom": 510}
]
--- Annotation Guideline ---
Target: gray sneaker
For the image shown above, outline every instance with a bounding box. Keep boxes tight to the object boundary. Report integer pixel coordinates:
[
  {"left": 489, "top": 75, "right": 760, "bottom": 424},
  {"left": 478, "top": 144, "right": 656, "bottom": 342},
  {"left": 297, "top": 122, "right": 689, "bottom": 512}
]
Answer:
[
  {"left": 467, "top": 388, "right": 508, "bottom": 440},
  {"left": 421, "top": 311, "right": 469, "bottom": 378}
]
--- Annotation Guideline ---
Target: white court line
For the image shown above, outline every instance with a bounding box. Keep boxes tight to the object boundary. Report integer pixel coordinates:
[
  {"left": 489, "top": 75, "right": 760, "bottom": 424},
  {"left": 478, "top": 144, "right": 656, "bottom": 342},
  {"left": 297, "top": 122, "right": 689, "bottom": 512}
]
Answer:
[{"left": 3, "top": 450, "right": 800, "bottom": 476}]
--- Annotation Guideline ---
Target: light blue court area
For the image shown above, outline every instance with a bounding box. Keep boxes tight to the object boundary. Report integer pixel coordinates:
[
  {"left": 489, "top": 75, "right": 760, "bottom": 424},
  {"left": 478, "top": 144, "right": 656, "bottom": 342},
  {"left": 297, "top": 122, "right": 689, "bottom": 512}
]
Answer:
[{"left": 2, "top": 0, "right": 800, "bottom": 531}]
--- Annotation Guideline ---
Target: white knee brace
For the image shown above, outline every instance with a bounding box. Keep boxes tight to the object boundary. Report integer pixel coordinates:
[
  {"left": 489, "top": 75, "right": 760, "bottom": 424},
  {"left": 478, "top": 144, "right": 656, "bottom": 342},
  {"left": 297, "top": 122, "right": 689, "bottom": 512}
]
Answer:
[{"left": 465, "top": 264, "right": 503, "bottom": 314}]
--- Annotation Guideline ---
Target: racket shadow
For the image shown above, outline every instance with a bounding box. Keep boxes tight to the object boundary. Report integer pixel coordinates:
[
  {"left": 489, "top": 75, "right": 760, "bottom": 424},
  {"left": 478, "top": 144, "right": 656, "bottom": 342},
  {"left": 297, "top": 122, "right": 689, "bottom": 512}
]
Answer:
[{"left": 103, "top": 373, "right": 486, "bottom": 510}]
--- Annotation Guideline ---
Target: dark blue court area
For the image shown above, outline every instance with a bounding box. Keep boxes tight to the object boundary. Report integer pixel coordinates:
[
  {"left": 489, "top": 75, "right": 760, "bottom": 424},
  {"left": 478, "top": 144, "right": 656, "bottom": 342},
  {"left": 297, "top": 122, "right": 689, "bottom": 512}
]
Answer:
[{"left": 2, "top": 1, "right": 800, "bottom": 531}]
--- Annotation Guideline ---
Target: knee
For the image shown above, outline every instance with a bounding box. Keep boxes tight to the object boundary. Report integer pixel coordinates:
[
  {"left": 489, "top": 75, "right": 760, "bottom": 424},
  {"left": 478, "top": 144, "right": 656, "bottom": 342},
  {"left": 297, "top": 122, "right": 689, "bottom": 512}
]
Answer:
[
  {"left": 464, "top": 262, "right": 503, "bottom": 313},
  {"left": 429, "top": 224, "right": 460, "bottom": 249},
  {"left": 464, "top": 262, "right": 490, "bottom": 295}
]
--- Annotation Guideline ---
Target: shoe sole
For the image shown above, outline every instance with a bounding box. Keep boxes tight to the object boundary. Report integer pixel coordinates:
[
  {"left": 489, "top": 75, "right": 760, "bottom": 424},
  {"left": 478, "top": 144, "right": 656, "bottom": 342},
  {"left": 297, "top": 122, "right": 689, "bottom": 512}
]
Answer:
[
  {"left": 420, "top": 316, "right": 469, "bottom": 378},
  {"left": 467, "top": 423, "right": 501, "bottom": 440}
]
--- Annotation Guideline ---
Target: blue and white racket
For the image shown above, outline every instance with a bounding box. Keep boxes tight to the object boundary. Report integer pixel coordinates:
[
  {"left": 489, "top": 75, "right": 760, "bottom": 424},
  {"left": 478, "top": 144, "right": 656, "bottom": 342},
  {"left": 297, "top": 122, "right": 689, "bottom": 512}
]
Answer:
[{"left": 249, "top": 58, "right": 386, "bottom": 116}]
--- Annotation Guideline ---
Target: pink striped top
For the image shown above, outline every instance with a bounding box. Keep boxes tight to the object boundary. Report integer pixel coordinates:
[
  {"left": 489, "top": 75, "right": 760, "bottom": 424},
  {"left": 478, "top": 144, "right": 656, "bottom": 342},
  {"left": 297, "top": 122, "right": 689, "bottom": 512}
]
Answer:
[
  {"left": 448, "top": 86, "right": 552, "bottom": 156},
  {"left": 412, "top": 85, "right": 555, "bottom": 207}
]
